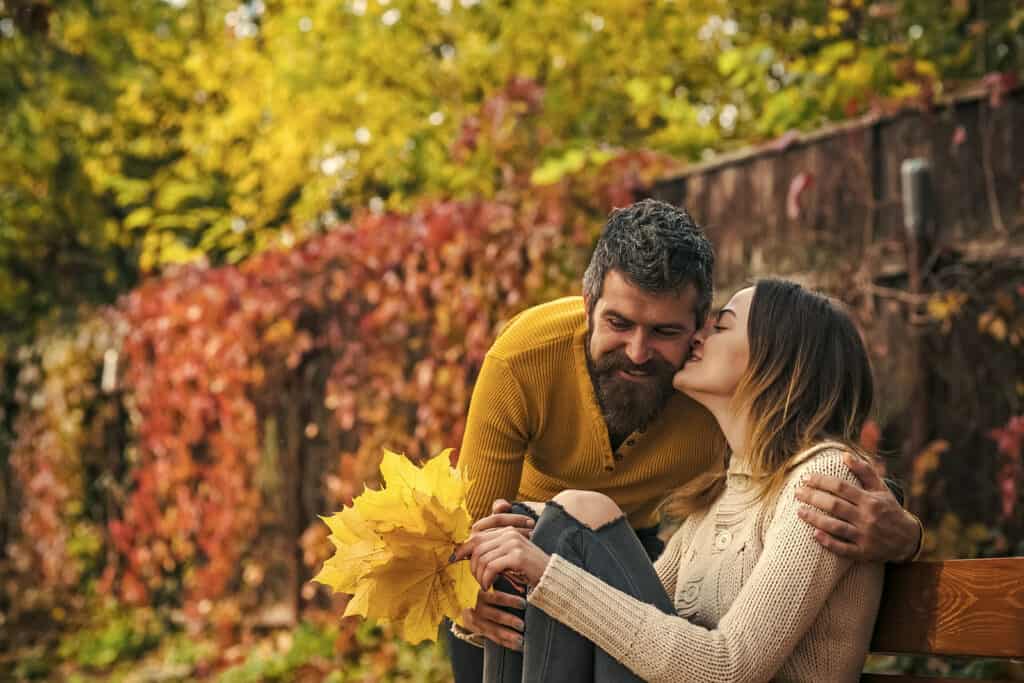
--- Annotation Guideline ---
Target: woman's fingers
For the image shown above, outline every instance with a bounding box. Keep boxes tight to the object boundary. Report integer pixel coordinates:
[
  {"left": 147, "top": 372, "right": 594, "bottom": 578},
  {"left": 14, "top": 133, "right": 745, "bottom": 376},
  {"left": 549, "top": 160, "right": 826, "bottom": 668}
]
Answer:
[
  {"left": 476, "top": 531, "right": 528, "bottom": 589},
  {"left": 454, "top": 503, "right": 537, "bottom": 566},
  {"left": 471, "top": 512, "right": 535, "bottom": 533},
  {"left": 474, "top": 546, "right": 501, "bottom": 588},
  {"left": 478, "top": 551, "right": 515, "bottom": 591},
  {"left": 453, "top": 524, "right": 531, "bottom": 562},
  {"left": 470, "top": 528, "right": 513, "bottom": 561},
  {"left": 468, "top": 527, "right": 541, "bottom": 589},
  {"left": 470, "top": 526, "right": 549, "bottom": 590},
  {"left": 472, "top": 542, "right": 501, "bottom": 586},
  {"left": 468, "top": 537, "right": 483, "bottom": 577},
  {"left": 455, "top": 531, "right": 487, "bottom": 564},
  {"left": 471, "top": 534, "right": 507, "bottom": 586},
  {"left": 469, "top": 529, "right": 507, "bottom": 578},
  {"left": 453, "top": 534, "right": 482, "bottom": 563},
  {"left": 452, "top": 540, "right": 471, "bottom": 563}
]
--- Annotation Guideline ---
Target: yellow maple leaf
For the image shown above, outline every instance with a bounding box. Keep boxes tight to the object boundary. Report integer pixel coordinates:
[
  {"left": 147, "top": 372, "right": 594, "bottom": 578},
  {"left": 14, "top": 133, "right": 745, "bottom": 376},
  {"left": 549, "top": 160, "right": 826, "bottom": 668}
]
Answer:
[
  {"left": 313, "top": 448, "right": 477, "bottom": 644},
  {"left": 315, "top": 505, "right": 388, "bottom": 594},
  {"left": 346, "top": 541, "right": 478, "bottom": 644}
]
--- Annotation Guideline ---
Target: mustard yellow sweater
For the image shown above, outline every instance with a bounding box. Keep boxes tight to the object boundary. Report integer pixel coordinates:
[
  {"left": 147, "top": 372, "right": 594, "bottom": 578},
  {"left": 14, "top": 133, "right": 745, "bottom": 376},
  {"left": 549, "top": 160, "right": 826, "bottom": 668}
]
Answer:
[{"left": 458, "top": 296, "right": 723, "bottom": 529}]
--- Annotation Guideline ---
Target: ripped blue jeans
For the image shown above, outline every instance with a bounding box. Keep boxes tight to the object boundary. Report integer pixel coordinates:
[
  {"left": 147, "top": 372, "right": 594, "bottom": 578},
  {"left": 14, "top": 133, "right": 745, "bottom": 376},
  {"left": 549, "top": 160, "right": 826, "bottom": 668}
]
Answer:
[{"left": 482, "top": 501, "right": 674, "bottom": 683}]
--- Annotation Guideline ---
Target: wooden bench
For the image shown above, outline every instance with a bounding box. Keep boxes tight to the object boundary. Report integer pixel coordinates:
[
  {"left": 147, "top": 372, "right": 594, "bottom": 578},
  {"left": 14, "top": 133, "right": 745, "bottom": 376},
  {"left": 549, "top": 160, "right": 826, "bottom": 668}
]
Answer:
[{"left": 862, "top": 557, "right": 1024, "bottom": 682}]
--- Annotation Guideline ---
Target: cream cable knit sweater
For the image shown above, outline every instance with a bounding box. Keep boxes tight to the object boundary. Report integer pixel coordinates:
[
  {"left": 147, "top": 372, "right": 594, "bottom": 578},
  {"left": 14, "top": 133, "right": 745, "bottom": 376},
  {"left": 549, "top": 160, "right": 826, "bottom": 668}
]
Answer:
[{"left": 527, "top": 447, "right": 884, "bottom": 682}]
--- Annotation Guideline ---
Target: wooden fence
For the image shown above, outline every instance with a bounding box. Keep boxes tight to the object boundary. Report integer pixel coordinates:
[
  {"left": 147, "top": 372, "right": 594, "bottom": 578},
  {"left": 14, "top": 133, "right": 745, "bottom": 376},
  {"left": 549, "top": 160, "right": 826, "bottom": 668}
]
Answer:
[
  {"left": 644, "top": 84, "right": 1023, "bottom": 291},
  {"left": 641, "top": 84, "right": 1023, "bottom": 531}
]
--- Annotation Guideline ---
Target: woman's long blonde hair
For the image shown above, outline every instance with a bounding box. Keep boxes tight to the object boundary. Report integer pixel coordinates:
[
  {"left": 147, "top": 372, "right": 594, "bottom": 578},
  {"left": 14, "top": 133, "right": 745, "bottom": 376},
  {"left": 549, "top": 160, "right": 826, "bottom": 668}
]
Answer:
[{"left": 663, "top": 279, "right": 875, "bottom": 519}]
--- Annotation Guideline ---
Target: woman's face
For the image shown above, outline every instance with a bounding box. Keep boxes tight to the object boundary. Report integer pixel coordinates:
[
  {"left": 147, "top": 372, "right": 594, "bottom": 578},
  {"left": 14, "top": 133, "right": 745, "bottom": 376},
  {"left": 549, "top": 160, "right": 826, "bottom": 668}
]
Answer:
[{"left": 672, "top": 286, "right": 753, "bottom": 404}]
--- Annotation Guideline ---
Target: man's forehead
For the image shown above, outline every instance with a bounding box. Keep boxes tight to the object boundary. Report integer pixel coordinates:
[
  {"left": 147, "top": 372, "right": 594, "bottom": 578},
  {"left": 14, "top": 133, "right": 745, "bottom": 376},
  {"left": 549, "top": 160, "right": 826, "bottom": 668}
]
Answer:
[
  {"left": 596, "top": 278, "right": 697, "bottom": 327},
  {"left": 603, "top": 270, "right": 696, "bottom": 300},
  {"left": 599, "top": 300, "right": 693, "bottom": 324}
]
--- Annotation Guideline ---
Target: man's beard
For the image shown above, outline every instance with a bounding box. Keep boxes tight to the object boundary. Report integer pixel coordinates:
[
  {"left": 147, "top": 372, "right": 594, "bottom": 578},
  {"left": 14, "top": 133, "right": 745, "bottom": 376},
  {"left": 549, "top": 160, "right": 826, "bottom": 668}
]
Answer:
[{"left": 586, "top": 333, "right": 677, "bottom": 440}]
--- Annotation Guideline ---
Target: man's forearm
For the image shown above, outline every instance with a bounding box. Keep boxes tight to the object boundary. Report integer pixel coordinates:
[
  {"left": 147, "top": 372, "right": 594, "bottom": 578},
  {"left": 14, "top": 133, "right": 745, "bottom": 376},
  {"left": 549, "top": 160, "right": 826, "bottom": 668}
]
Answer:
[
  {"left": 883, "top": 477, "right": 924, "bottom": 562},
  {"left": 882, "top": 477, "right": 905, "bottom": 507},
  {"left": 901, "top": 510, "right": 925, "bottom": 563}
]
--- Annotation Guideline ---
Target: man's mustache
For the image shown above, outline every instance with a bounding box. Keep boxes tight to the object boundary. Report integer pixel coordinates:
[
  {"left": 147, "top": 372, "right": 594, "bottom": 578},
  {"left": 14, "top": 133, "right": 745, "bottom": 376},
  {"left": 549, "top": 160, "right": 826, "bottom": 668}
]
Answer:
[{"left": 594, "top": 350, "right": 675, "bottom": 377}]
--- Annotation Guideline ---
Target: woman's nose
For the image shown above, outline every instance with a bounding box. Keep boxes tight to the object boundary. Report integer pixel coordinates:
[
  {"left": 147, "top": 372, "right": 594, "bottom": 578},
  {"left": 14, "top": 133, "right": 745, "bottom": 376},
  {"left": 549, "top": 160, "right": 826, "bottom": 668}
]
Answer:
[{"left": 692, "top": 322, "right": 711, "bottom": 345}]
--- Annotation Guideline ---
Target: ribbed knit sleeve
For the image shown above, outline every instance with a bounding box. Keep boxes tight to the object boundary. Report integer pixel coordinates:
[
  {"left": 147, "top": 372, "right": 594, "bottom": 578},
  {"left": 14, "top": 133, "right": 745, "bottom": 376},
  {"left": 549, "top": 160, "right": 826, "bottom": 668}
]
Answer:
[
  {"left": 527, "top": 451, "right": 883, "bottom": 683},
  {"left": 458, "top": 353, "right": 531, "bottom": 521}
]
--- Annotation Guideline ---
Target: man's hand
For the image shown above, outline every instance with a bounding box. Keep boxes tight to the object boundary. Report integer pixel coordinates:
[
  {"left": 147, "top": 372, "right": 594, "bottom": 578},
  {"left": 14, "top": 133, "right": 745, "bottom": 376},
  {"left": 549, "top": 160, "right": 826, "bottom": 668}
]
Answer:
[
  {"left": 794, "top": 453, "right": 922, "bottom": 562},
  {"left": 458, "top": 589, "right": 527, "bottom": 652}
]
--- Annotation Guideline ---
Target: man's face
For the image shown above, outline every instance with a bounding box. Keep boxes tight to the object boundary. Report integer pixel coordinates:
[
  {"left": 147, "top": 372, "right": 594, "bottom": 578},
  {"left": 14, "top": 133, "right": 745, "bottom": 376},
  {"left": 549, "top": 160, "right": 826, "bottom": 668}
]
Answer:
[{"left": 585, "top": 270, "right": 699, "bottom": 437}]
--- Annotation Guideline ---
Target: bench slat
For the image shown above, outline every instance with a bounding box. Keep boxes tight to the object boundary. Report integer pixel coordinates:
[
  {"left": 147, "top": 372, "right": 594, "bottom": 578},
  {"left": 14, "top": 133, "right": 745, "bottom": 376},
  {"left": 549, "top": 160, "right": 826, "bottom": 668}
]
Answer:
[
  {"left": 870, "top": 557, "right": 1024, "bottom": 658},
  {"left": 861, "top": 675, "right": 1004, "bottom": 683}
]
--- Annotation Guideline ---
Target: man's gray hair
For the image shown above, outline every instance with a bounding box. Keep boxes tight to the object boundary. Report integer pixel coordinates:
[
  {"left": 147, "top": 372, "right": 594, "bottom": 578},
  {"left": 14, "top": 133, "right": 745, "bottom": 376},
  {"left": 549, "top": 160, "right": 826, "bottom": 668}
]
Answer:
[{"left": 583, "top": 199, "right": 715, "bottom": 324}]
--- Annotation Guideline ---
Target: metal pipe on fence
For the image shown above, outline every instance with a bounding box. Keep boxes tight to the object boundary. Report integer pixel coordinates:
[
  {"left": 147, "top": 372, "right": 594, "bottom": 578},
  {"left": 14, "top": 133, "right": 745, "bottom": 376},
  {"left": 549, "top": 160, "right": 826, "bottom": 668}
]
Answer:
[{"left": 900, "top": 158, "right": 933, "bottom": 468}]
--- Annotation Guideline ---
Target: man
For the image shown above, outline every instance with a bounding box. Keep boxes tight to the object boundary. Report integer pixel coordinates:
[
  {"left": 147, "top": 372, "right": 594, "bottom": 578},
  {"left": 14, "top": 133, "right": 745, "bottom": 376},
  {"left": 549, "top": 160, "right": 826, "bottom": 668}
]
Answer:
[{"left": 448, "top": 199, "right": 922, "bottom": 680}]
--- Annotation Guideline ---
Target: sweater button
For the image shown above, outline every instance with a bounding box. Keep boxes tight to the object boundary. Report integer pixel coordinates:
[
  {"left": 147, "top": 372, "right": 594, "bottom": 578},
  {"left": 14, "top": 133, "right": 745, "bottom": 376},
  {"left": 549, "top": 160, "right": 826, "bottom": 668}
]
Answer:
[
  {"left": 682, "top": 582, "right": 700, "bottom": 603},
  {"left": 714, "top": 530, "right": 732, "bottom": 550}
]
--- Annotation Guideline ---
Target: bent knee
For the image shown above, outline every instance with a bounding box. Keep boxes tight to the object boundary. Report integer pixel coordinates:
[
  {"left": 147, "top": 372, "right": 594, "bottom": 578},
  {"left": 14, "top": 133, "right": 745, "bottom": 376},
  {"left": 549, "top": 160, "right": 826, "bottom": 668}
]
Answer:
[{"left": 552, "top": 490, "right": 624, "bottom": 530}]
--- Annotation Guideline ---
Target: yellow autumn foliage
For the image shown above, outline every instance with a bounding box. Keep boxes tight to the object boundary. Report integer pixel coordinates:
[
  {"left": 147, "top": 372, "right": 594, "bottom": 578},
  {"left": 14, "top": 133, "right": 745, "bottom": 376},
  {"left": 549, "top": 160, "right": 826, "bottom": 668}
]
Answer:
[
  {"left": 8, "top": 0, "right": 1017, "bottom": 333},
  {"left": 314, "top": 448, "right": 478, "bottom": 644}
]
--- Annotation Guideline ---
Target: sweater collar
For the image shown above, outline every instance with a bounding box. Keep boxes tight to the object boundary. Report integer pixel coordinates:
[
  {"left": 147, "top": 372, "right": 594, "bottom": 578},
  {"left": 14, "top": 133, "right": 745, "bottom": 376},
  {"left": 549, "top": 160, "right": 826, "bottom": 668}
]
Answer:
[{"left": 727, "top": 451, "right": 754, "bottom": 476}]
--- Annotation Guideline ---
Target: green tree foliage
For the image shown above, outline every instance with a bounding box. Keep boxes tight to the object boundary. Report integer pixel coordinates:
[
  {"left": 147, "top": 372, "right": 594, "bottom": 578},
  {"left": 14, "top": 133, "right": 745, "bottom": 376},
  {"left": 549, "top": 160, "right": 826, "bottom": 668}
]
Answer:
[
  {"left": 713, "top": 0, "right": 1024, "bottom": 137},
  {"left": 2, "top": 0, "right": 1021, "bottom": 333}
]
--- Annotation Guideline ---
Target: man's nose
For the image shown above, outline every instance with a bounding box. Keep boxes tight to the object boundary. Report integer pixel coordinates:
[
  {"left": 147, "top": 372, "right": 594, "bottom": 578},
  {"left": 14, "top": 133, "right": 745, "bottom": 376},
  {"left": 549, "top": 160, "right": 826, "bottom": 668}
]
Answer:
[{"left": 624, "top": 331, "right": 652, "bottom": 365}]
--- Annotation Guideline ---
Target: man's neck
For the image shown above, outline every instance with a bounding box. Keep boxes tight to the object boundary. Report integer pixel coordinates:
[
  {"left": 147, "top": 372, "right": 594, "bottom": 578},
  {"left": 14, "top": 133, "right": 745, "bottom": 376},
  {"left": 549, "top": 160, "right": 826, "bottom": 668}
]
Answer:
[{"left": 608, "top": 429, "right": 630, "bottom": 453}]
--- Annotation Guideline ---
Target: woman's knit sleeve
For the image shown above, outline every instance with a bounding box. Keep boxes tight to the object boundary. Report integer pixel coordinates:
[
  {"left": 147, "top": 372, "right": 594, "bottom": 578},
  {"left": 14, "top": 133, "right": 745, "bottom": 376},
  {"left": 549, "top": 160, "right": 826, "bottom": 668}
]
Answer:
[{"left": 527, "top": 450, "right": 883, "bottom": 683}]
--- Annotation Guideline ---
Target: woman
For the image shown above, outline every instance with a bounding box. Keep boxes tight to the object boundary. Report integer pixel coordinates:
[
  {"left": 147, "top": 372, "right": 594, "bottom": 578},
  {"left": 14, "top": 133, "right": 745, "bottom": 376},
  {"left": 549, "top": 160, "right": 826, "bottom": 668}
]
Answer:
[{"left": 456, "top": 279, "right": 885, "bottom": 682}]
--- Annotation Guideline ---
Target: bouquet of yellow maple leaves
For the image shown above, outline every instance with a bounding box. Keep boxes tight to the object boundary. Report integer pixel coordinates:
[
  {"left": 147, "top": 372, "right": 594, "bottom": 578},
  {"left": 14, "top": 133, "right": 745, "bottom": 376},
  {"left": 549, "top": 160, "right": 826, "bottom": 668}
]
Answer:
[{"left": 314, "top": 448, "right": 479, "bottom": 644}]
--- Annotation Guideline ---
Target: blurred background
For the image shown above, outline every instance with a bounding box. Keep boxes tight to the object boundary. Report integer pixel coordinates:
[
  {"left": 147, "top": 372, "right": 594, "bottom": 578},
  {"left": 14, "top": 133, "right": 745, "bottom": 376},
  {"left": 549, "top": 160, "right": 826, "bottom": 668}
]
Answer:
[{"left": 1, "top": 0, "right": 1022, "bottom": 680}]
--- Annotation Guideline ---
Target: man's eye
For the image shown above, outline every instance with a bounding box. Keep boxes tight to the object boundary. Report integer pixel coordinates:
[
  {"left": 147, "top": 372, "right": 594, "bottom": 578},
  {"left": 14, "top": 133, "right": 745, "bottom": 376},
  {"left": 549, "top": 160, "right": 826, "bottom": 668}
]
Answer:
[
  {"left": 654, "top": 328, "right": 683, "bottom": 337},
  {"left": 608, "top": 318, "right": 629, "bottom": 330}
]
